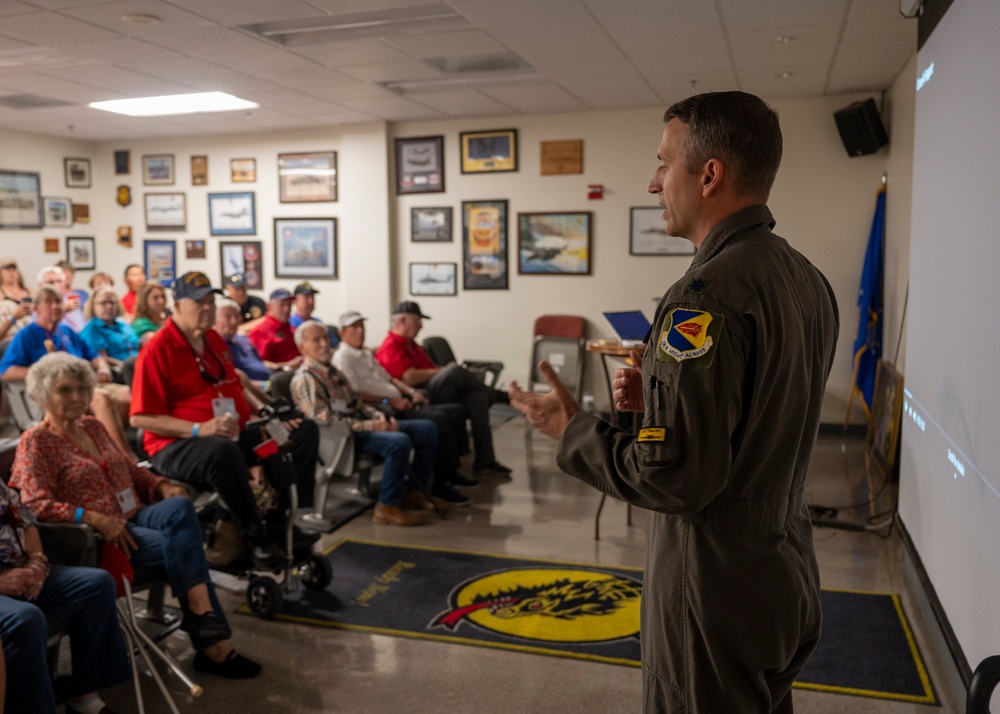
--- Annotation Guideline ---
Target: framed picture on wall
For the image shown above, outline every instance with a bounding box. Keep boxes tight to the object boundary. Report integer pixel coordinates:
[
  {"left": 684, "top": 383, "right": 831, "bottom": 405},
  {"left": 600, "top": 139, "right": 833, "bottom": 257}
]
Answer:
[
  {"left": 144, "top": 240, "right": 176, "bottom": 285},
  {"left": 142, "top": 154, "right": 175, "bottom": 186},
  {"left": 411, "top": 206, "right": 452, "bottom": 242},
  {"left": 114, "top": 150, "right": 130, "bottom": 175},
  {"left": 460, "top": 129, "right": 517, "bottom": 173},
  {"left": 278, "top": 151, "right": 337, "bottom": 202},
  {"left": 395, "top": 136, "right": 445, "bottom": 194},
  {"left": 191, "top": 155, "right": 208, "bottom": 186},
  {"left": 0, "top": 171, "right": 42, "bottom": 229},
  {"left": 64, "top": 158, "right": 91, "bottom": 188},
  {"left": 629, "top": 206, "right": 695, "bottom": 255},
  {"left": 461, "top": 199, "right": 508, "bottom": 290},
  {"left": 44, "top": 197, "right": 73, "bottom": 227},
  {"left": 185, "top": 239, "right": 206, "bottom": 259},
  {"left": 66, "top": 236, "right": 95, "bottom": 270},
  {"left": 220, "top": 241, "right": 263, "bottom": 290},
  {"left": 231, "top": 158, "right": 256, "bottom": 183},
  {"left": 274, "top": 217, "right": 337, "bottom": 279},
  {"left": 517, "top": 212, "right": 592, "bottom": 275},
  {"left": 144, "top": 192, "right": 186, "bottom": 231},
  {"left": 208, "top": 192, "right": 256, "bottom": 236},
  {"left": 410, "top": 262, "right": 457, "bottom": 296}
]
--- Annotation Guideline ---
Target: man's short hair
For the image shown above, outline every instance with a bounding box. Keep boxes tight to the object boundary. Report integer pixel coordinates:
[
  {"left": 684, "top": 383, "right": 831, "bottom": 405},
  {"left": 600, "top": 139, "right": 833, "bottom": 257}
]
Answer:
[
  {"left": 124, "top": 263, "right": 143, "bottom": 278},
  {"left": 37, "top": 265, "right": 65, "bottom": 287},
  {"left": 294, "top": 319, "right": 326, "bottom": 348},
  {"left": 216, "top": 298, "right": 241, "bottom": 314},
  {"left": 664, "top": 91, "right": 782, "bottom": 203}
]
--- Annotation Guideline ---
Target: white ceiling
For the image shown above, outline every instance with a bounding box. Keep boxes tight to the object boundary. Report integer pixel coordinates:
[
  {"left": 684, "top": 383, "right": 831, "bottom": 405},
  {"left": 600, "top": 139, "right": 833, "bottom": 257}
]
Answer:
[{"left": 0, "top": 0, "right": 918, "bottom": 141}]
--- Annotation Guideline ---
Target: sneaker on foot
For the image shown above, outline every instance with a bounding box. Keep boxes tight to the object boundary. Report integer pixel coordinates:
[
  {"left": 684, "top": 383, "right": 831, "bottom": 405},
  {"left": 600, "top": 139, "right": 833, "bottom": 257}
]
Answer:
[
  {"left": 450, "top": 473, "right": 480, "bottom": 488},
  {"left": 433, "top": 484, "right": 471, "bottom": 506}
]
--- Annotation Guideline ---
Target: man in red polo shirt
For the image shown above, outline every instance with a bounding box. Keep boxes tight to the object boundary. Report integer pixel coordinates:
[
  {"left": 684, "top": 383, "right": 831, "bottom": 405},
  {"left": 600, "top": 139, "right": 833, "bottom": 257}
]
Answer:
[
  {"left": 375, "top": 301, "right": 510, "bottom": 476},
  {"left": 248, "top": 288, "right": 303, "bottom": 370},
  {"left": 130, "top": 272, "right": 319, "bottom": 570}
]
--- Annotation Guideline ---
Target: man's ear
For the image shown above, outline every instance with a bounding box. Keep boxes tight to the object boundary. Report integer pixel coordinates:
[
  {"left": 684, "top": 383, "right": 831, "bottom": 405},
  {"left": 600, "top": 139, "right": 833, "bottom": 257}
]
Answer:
[{"left": 702, "top": 158, "right": 723, "bottom": 197}]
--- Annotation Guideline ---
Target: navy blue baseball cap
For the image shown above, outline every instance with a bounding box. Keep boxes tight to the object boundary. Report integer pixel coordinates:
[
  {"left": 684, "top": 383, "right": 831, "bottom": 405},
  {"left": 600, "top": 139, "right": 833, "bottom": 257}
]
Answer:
[
  {"left": 174, "top": 272, "right": 223, "bottom": 301},
  {"left": 227, "top": 273, "right": 247, "bottom": 287},
  {"left": 269, "top": 288, "right": 293, "bottom": 301}
]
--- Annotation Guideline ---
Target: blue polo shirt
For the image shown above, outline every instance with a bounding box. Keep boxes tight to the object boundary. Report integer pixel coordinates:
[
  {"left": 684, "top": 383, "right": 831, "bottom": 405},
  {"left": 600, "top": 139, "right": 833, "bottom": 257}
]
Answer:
[
  {"left": 81, "top": 317, "right": 139, "bottom": 362},
  {"left": 224, "top": 333, "right": 271, "bottom": 381},
  {"left": 0, "top": 322, "right": 97, "bottom": 376}
]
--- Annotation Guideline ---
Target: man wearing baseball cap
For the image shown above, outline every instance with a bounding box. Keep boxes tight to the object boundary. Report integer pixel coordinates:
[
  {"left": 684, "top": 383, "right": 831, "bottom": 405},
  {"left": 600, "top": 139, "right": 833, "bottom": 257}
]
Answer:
[
  {"left": 224, "top": 273, "right": 266, "bottom": 324},
  {"left": 247, "top": 288, "right": 303, "bottom": 370},
  {"left": 130, "top": 272, "right": 318, "bottom": 570},
  {"left": 334, "top": 310, "right": 474, "bottom": 505},
  {"left": 375, "top": 301, "right": 511, "bottom": 476}
]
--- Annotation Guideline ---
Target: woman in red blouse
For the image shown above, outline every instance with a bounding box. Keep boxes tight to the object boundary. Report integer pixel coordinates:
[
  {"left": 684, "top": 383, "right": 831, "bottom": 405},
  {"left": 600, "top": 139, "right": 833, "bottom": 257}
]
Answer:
[{"left": 11, "top": 353, "right": 262, "bottom": 680}]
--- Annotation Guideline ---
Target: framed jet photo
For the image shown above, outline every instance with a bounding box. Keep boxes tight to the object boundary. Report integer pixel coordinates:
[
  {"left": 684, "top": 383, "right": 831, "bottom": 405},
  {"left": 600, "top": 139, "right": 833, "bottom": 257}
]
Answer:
[{"left": 410, "top": 262, "right": 457, "bottom": 296}]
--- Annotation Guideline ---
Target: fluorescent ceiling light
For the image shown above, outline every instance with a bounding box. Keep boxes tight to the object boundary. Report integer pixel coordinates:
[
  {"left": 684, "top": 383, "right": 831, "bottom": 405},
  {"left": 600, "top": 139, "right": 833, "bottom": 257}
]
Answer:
[
  {"left": 383, "top": 72, "right": 546, "bottom": 94},
  {"left": 89, "top": 92, "right": 258, "bottom": 117}
]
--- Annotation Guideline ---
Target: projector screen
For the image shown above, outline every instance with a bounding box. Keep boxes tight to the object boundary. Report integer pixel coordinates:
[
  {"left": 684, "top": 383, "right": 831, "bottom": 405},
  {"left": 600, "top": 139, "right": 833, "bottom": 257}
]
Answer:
[{"left": 900, "top": 0, "right": 1000, "bottom": 677}]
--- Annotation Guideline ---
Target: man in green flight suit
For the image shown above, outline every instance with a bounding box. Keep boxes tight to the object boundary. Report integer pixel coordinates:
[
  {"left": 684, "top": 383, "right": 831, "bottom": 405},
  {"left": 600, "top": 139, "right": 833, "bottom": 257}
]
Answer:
[{"left": 510, "top": 91, "right": 840, "bottom": 713}]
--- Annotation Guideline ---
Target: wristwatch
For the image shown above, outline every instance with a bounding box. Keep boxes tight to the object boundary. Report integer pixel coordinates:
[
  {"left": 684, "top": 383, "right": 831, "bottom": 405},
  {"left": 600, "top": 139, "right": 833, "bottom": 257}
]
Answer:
[{"left": 381, "top": 398, "right": 390, "bottom": 405}]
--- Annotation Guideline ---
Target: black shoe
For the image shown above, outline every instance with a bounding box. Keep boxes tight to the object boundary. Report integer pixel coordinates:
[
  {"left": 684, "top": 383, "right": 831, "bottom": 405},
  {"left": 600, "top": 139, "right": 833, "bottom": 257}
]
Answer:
[
  {"left": 193, "top": 650, "right": 262, "bottom": 679},
  {"left": 474, "top": 461, "right": 512, "bottom": 476},
  {"left": 251, "top": 542, "right": 283, "bottom": 571},
  {"left": 433, "top": 484, "right": 471, "bottom": 506},
  {"left": 450, "top": 473, "right": 480, "bottom": 488},
  {"left": 181, "top": 610, "right": 232, "bottom": 641}
]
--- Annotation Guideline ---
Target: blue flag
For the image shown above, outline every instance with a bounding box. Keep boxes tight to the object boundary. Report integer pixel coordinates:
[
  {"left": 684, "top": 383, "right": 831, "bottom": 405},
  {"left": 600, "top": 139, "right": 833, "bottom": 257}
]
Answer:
[{"left": 851, "top": 188, "right": 885, "bottom": 417}]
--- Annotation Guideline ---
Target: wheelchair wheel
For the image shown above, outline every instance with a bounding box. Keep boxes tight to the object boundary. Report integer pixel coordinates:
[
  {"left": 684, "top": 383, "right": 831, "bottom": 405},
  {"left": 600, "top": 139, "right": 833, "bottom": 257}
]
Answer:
[
  {"left": 246, "top": 577, "right": 283, "bottom": 619},
  {"left": 300, "top": 554, "right": 333, "bottom": 591}
]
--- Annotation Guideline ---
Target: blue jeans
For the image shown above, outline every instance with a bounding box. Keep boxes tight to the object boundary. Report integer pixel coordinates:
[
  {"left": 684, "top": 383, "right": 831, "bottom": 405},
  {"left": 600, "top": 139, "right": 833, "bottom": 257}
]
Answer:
[
  {"left": 354, "top": 419, "right": 437, "bottom": 506},
  {"left": 127, "top": 496, "right": 228, "bottom": 650},
  {"left": 0, "top": 564, "right": 131, "bottom": 714}
]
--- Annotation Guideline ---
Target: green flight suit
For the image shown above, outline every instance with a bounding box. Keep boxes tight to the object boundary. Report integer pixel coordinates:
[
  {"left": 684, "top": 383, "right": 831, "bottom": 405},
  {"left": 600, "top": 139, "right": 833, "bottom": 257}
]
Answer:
[{"left": 557, "top": 205, "right": 840, "bottom": 712}]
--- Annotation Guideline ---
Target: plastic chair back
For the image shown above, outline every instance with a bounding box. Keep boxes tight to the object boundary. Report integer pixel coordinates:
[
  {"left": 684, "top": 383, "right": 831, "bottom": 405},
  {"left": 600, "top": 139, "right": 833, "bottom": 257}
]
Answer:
[
  {"left": 528, "top": 315, "right": 586, "bottom": 401},
  {"left": 422, "top": 336, "right": 457, "bottom": 366},
  {"left": 2, "top": 380, "right": 43, "bottom": 431},
  {"left": 967, "top": 655, "right": 1000, "bottom": 714}
]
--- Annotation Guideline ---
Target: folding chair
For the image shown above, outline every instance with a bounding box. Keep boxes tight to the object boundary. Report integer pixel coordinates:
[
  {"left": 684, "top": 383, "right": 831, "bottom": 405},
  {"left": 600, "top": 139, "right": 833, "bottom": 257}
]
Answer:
[
  {"left": 2, "top": 380, "right": 43, "bottom": 431},
  {"left": 422, "top": 336, "right": 503, "bottom": 389},
  {"left": 525, "top": 315, "right": 586, "bottom": 436}
]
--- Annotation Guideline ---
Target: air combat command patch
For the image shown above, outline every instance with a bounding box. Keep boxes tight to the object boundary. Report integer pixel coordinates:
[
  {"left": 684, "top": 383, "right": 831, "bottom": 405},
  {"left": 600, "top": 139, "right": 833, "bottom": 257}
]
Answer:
[{"left": 656, "top": 308, "right": 724, "bottom": 367}]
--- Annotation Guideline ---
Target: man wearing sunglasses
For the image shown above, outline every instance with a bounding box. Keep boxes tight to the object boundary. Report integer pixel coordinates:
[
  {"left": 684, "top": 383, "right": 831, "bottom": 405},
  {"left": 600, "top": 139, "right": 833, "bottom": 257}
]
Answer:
[{"left": 129, "top": 272, "right": 319, "bottom": 570}]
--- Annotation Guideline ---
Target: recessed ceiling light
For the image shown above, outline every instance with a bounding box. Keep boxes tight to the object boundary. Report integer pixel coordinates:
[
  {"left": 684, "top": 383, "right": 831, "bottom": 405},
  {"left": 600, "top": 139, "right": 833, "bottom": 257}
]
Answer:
[
  {"left": 774, "top": 71, "right": 795, "bottom": 79},
  {"left": 89, "top": 92, "right": 258, "bottom": 117},
  {"left": 772, "top": 35, "right": 795, "bottom": 43},
  {"left": 121, "top": 14, "right": 161, "bottom": 26}
]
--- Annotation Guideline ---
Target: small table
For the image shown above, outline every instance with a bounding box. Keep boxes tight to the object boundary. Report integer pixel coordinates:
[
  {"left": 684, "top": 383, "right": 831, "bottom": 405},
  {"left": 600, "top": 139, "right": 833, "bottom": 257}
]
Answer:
[{"left": 585, "top": 341, "right": 645, "bottom": 540}]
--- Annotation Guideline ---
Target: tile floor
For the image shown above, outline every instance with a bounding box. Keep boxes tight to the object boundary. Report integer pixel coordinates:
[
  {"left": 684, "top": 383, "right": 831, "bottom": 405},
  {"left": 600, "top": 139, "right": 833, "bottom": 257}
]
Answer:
[{"left": 74, "top": 417, "right": 966, "bottom": 713}]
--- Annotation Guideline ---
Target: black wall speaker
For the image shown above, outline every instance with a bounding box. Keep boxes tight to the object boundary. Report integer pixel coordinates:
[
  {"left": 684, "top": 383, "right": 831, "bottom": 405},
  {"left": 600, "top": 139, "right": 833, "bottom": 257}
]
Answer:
[{"left": 834, "top": 98, "right": 889, "bottom": 157}]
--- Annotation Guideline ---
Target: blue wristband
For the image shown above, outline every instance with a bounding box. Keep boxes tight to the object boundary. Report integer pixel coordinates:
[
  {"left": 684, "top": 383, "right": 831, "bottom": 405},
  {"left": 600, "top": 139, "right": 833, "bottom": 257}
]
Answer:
[
  {"left": 192, "top": 422, "right": 200, "bottom": 437},
  {"left": 74, "top": 507, "right": 83, "bottom": 523}
]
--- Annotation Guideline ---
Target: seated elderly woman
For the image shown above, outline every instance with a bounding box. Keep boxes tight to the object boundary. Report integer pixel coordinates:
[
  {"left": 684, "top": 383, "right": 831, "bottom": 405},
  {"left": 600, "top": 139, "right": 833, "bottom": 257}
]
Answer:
[
  {"left": 130, "top": 283, "right": 168, "bottom": 346},
  {"left": 81, "top": 287, "right": 138, "bottom": 368},
  {"left": 0, "top": 476, "right": 130, "bottom": 714},
  {"left": 11, "top": 353, "right": 262, "bottom": 680},
  {"left": 290, "top": 320, "right": 440, "bottom": 526}
]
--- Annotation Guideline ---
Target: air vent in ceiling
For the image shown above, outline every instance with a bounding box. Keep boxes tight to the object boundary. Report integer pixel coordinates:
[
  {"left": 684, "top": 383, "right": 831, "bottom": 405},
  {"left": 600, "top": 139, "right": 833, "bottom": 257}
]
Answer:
[
  {"left": 424, "top": 53, "right": 533, "bottom": 75},
  {"left": 0, "top": 94, "right": 73, "bottom": 110}
]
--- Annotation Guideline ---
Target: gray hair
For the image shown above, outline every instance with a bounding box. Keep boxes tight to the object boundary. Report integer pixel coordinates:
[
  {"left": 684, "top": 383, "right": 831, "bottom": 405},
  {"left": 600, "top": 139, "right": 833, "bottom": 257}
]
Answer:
[
  {"left": 26, "top": 352, "right": 95, "bottom": 410},
  {"left": 216, "top": 298, "right": 241, "bottom": 314},
  {"left": 37, "top": 265, "right": 66, "bottom": 287},
  {"left": 293, "top": 319, "right": 327, "bottom": 348}
]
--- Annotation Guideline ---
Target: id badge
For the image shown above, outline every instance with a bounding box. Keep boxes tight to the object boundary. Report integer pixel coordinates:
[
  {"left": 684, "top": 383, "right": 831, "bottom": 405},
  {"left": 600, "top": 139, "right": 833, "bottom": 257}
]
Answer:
[
  {"left": 330, "top": 398, "right": 350, "bottom": 415},
  {"left": 265, "top": 417, "right": 290, "bottom": 445},
  {"left": 212, "top": 397, "right": 237, "bottom": 418},
  {"left": 116, "top": 487, "right": 138, "bottom": 514}
]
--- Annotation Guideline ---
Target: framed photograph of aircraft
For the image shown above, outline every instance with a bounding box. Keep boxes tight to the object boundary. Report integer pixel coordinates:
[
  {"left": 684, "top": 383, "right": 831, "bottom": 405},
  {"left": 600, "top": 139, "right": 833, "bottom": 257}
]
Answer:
[
  {"left": 395, "top": 136, "right": 444, "bottom": 194},
  {"left": 208, "top": 191, "right": 256, "bottom": 236},
  {"left": 517, "top": 212, "right": 591, "bottom": 275},
  {"left": 410, "top": 262, "right": 457, "bottom": 296},
  {"left": 274, "top": 217, "right": 337, "bottom": 280},
  {"left": 629, "top": 206, "right": 695, "bottom": 255},
  {"left": 278, "top": 151, "right": 337, "bottom": 203}
]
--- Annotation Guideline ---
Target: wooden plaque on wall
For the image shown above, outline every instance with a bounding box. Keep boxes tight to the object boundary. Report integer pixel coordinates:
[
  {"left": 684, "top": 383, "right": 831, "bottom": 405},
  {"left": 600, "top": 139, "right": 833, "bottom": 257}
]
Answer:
[{"left": 540, "top": 139, "right": 583, "bottom": 175}]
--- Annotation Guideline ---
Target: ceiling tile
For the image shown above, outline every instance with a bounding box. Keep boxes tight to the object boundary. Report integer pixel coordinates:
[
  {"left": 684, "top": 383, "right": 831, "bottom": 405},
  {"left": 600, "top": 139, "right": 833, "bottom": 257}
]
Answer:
[
  {"left": 0, "top": 1, "right": 39, "bottom": 16},
  {"left": 480, "top": 83, "right": 589, "bottom": 114},
  {"left": 255, "top": 67, "right": 358, "bottom": 91},
  {"left": 62, "top": 0, "right": 216, "bottom": 35},
  {"left": 827, "top": 39, "right": 914, "bottom": 93},
  {"left": 728, "top": 24, "right": 839, "bottom": 71},
  {"left": 160, "top": 0, "right": 327, "bottom": 25},
  {"left": 209, "top": 49, "right": 321, "bottom": 74},
  {"left": 293, "top": 39, "right": 414, "bottom": 68},
  {"left": 406, "top": 89, "right": 512, "bottom": 115},
  {"left": 453, "top": 0, "right": 586, "bottom": 29},
  {"left": 142, "top": 27, "right": 273, "bottom": 57},
  {"left": 60, "top": 36, "right": 186, "bottom": 65},
  {"left": 739, "top": 64, "right": 829, "bottom": 99},
  {"left": 0, "top": 11, "right": 120, "bottom": 43},
  {"left": 841, "top": 17, "right": 917, "bottom": 45},
  {"left": 341, "top": 59, "right": 442, "bottom": 83},
  {"left": 720, "top": 0, "right": 849, "bottom": 32},
  {"left": 583, "top": 0, "right": 707, "bottom": 18},
  {"left": 46, "top": 63, "right": 188, "bottom": 94},
  {"left": 383, "top": 29, "right": 507, "bottom": 59},
  {"left": 307, "top": 0, "right": 449, "bottom": 15}
]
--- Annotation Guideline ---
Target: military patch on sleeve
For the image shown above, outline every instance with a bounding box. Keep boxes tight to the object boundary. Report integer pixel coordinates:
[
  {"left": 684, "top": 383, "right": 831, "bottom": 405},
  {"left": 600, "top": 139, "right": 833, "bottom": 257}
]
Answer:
[
  {"left": 637, "top": 427, "right": 666, "bottom": 442},
  {"left": 684, "top": 278, "right": 709, "bottom": 295},
  {"left": 655, "top": 308, "right": 724, "bottom": 367}
]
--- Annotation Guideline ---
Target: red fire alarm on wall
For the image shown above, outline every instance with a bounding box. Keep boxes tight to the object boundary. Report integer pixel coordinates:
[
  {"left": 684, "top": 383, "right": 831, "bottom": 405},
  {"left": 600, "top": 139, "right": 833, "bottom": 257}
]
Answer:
[{"left": 587, "top": 184, "right": 603, "bottom": 200}]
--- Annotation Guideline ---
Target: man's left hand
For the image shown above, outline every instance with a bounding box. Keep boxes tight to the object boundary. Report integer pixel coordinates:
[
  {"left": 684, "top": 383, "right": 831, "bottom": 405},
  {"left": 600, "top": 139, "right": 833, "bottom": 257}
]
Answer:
[
  {"left": 508, "top": 361, "right": 579, "bottom": 440},
  {"left": 283, "top": 418, "right": 302, "bottom": 432}
]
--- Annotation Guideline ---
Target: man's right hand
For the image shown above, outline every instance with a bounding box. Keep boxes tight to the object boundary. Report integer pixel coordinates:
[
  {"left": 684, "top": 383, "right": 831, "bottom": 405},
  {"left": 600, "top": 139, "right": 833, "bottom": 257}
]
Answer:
[
  {"left": 389, "top": 397, "right": 413, "bottom": 411},
  {"left": 199, "top": 414, "right": 238, "bottom": 439},
  {"left": 613, "top": 349, "right": 646, "bottom": 413}
]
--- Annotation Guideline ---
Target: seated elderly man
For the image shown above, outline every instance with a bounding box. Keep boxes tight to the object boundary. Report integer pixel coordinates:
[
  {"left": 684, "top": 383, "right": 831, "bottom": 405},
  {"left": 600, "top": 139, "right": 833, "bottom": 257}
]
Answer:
[
  {"left": 248, "top": 288, "right": 303, "bottom": 370},
  {"left": 375, "top": 301, "right": 511, "bottom": 476},
  {"left": 0, "top": 476, "right": 130, "bottom": 714},
  {"left": 129, "top": 272, "right": 319, "bottom": 570},
  {"left": 37, "top": 265, "right": 85, "bottom": 333},
  {"left": 334, "top": 310, "right": 474, "bottom": 505},
  {"left": 214, "top": 298, "right": 271, "bottom": 386},
  {"left": 291, "top": 320, "right": 439, "bottom": 526},
  {"left": 0, "top": 286, "right": 134, "bottom": 458},
  {"left": 13, "top": 353, "right": 262, "bottom": 680}
]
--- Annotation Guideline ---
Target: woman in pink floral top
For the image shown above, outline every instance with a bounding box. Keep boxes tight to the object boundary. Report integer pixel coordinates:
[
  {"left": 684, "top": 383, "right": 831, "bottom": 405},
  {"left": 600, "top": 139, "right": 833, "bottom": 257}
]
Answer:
[{"left": 12, "top": 353, "right": 262, "bottom": 680}]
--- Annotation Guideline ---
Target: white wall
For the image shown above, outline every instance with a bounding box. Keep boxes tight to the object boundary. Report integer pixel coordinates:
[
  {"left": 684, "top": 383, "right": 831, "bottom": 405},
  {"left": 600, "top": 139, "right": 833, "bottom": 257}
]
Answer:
[{"left": 391, "top": 96, "right": 896, "bottom": 421}]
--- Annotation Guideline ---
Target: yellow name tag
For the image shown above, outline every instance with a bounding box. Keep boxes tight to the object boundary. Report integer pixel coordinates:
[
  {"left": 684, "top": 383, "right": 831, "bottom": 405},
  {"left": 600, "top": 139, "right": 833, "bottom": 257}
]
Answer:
[{"left": 637, "top": 427, "right": 666, "bottom": 442}]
